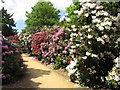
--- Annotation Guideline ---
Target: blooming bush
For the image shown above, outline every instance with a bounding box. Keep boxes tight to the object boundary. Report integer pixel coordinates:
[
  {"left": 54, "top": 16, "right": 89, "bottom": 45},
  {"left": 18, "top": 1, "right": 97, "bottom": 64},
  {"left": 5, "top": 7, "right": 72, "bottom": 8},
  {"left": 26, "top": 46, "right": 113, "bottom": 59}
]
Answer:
[
  {"left": 31, "top": 26, "right": 71, "bottom": 69},
  {"left": 63, "top": 1, "right": 119, "bottom": 88},
  {"left": 19, "top": 32, "right": 33, "bottom": 54},
  {"left": 2, "top": 35, "right": 26, "bottom": 84},
  {"left": 7, "top": 35, "right": 19, "bottom": 44},
  {"left": 7, "top": 35, "right": 20, "bottom": 53}
]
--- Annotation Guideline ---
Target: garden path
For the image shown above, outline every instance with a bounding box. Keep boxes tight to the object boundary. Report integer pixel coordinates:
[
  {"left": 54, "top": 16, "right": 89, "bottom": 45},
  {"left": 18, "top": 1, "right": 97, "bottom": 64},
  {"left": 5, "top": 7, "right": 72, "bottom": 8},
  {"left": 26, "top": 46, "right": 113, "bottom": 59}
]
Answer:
[{"left": 3, "top": 54, "right": 79, "bottom": 88}]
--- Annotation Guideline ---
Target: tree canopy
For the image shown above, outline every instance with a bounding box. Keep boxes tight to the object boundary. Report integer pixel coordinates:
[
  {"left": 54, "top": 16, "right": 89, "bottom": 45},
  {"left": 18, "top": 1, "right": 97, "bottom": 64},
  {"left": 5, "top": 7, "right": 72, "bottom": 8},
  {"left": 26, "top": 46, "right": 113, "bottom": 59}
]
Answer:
[
  {"left": 1, "top": 7, "right": 17, "bottom": 37},
  {"left": 25, "top": 1, "right": 60, "bottom": 31}
]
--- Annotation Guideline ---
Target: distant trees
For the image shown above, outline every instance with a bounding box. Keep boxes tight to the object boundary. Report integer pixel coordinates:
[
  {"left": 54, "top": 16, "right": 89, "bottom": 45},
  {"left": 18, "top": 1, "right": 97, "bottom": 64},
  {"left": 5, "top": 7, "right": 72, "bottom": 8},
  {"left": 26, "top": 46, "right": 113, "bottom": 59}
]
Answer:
[
  {"left": 25, "top": 1, "right": 60, "bottom": 31},
  {"left": 1, "top": 8, "right": 17, "bottom": 37}
]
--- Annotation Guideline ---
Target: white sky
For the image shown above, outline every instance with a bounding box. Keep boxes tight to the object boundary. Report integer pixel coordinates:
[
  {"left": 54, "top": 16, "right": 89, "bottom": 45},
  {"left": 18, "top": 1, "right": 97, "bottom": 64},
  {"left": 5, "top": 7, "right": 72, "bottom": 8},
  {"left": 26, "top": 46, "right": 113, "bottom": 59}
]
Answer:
[{"left": 0, "top": 0, "right": 73, "bottom": 22}]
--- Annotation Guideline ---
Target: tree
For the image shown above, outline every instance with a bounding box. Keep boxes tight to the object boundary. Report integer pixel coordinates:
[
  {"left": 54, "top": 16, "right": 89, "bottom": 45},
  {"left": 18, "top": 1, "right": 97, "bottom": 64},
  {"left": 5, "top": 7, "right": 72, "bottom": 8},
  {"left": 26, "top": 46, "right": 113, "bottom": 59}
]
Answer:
[
  {"left": 0, "top": 8, "right": 17, "bottom": 37},
  {"left": 25, "top": 1, "right": 60, "bottom": 31}
]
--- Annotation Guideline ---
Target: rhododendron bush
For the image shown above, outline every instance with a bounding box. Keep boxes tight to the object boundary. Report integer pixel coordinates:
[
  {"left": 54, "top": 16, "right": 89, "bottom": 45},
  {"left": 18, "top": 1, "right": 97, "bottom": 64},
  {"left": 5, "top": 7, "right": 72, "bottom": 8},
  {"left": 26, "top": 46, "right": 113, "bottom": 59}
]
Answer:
[
  {"left": 31, "top": 26, "right": 71, "bottom": 69},
  {"left": 2, "top": 35, "right": 26, "bottom": 84},
  {"left": 6, "top": 35, "right": 21, "bottom": 53},
  {"left": 19, "top": 32, "right": 33, "bottom": 54},
  {"left": 62, "top": 1, "right": 120, "bottom": 89}
]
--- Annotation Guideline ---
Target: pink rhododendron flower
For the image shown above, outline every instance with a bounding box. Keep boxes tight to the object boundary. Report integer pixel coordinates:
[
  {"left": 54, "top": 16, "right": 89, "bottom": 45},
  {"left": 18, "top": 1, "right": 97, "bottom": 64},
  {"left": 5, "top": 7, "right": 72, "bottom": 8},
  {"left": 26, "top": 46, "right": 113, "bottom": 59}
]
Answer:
[
  {"left": 62, "top": 50, "right": 67, "bottom": 54},
  {"left": 20, "top": 67, "right": 24, "bottom": 70},
  {"left": 2, "top": 75, "right": 6, "bottom": 79},
  {"left": 0, "top": 41, "right": 2, "bottom": 44}
]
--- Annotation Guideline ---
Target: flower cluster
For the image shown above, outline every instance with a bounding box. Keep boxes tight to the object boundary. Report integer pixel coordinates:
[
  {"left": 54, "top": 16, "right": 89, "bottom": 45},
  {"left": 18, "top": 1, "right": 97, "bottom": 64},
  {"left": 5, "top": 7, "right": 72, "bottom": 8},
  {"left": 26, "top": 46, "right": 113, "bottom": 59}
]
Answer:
[
  {"left": 31, "top": 26, "right": 71, "bottom": 69},
  {"left": 19, "top": 32, "right": 33, "bottom": 54},
  {"left": 64, "top": 1, "right": 119, "bottom": 88},
  {"left": 7, "top": 35, "right": 19, "bottom": 45},
  {"left": 105, "top": 57, "right": 120, "bottom": 88},
  {"left": 2, "top": 35, "right": 26, "bottom": 84}
]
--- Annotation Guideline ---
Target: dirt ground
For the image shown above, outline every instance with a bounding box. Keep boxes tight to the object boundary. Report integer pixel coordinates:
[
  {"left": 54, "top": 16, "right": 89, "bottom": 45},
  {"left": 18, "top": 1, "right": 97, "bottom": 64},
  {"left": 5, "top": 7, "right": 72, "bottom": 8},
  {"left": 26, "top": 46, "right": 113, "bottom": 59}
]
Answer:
[{"left": 2, "top": 54, "right": 83, "bottom": 89}]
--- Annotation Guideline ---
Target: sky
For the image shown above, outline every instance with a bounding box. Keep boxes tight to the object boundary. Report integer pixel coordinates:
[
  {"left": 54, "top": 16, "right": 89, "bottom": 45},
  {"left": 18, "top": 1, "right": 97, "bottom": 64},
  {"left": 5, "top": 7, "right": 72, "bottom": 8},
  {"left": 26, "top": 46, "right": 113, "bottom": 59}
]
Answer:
[{"left": 0, "top": 0, "right": 73, "bottom": 34}]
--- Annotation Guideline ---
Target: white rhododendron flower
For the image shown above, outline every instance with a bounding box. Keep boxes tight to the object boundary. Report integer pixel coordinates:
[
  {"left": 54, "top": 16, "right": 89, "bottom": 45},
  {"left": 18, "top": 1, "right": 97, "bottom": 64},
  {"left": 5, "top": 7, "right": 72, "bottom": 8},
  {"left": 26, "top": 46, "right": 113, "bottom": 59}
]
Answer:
[
  {"left": 102, "top": 35, "right": 109, "bottom": 39},
  {"left": 96, "top": 6, "right": 103, "bottom": 9},
  {"left": 104, "top": 17, "right": 109, "bottom": 21},
  {"left": 92, "top": 18, "right": 101, "bottom": 23},
  {"left": 106, "top": 21, "right": 112, "bottom": 26},
  {"left": 91, "top": 10, "right": 96, "bottom": 14},
  {"left": 104, "top": 12, "right": 109, "bottom": 16},
  {"left": 69, "top": 49, "right": 76, "bottom": 53},
  {"left": 92, "top": 16, "right": 96, "bottom": 19},
  {"left": 82, "top": 56, "right": 87, "bottom": 59},
  {"left": 88, "top": 41, "right": 91, "bottom": 44},
  {"left": 70, "top": 38, "right": 73, "bottom": 41},
  {"left": 97, "top": 37, "right": 105, "bottom": 44},
  {"left": 89, "top": 3, "right": 96, "bottom": 8},
  {"left": 87, "top": 34, "right": 93, "bottom": 39},
  {"left": 85, "top": 13, "right": 89, "bottom": 17},
  {"left": 76, "top": 44, "right": 80, "bottom": 46},
  {"left": 70, "top": 33, "right": 78, "bottom": 37},
  {"left": 66, "top": 61, "right": 77, "bottom": 76},
  {"left": 65, "top": 17, "right": 70, "bottom": 22},
  {"left": 96, "top": 24, "right": 100, "bottom": 27},
  {"left": 78, "top": 32, "right": 82, "bottom": 36},
  {"left": 78, "top": 9, "right": 84, "bottom": 15},
  {"left": 86, "top": 52, "right": 91, "bottom": 56},
  {"left": 96, "top": 11, "right": 104, "bottom": 16},
  {"left": 88, "top": 28, "right": 92, "bottom": 32},
  {"left": 74, "top": 10, "right": 80, "bottom": 14},
  {"left": 114, "top": 57, "right": 119, "bottom": 63},
  {"left": 67, "top": 28, "right": 72, "bottom": 31},
  {"left": 82, "top": 25, "right": 89, "bottom": 28},
  {"left": 101, "top": 22, "right": 105, "bottom": 26},
  {"left": 73, "top": 28, "right": 77, "bottom": 31},
  {"left": 71, "top": 46, "right": 76, "bottom": 48},
  {"left": 98, "top": 26, "right": 104, "bottom": 31},
  {"left": 71, "top": 25, "right": 76, "bottom": 28},
  {"left": 91, "top": 54, "right": 98, "bottom": 58},
  {"left": 105, "top": 26, "right": 110, "bottom": 30}
]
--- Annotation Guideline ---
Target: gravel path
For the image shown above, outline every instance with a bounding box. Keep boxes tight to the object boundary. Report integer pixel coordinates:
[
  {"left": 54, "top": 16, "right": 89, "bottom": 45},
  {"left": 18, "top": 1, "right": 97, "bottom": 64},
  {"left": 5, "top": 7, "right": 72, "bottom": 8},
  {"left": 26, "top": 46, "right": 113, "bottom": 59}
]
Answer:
[{"left": 3, "top": 54, "right": 79, "bottom": 88}]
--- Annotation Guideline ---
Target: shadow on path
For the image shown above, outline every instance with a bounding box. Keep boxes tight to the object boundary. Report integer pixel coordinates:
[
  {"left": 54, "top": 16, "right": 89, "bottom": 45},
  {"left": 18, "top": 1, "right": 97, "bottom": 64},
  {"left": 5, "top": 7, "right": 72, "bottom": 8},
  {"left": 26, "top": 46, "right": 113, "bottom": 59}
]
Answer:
[{"left": 3, "top": 67, "right": 50, "bottom": 88}]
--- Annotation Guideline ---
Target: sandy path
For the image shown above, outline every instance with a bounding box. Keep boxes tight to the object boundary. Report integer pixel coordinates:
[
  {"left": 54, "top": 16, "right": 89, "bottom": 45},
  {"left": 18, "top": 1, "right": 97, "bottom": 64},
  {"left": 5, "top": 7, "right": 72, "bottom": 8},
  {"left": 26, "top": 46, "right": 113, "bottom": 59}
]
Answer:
[{"left": 3, "top": 54, "right": 79, "bottom": 88}]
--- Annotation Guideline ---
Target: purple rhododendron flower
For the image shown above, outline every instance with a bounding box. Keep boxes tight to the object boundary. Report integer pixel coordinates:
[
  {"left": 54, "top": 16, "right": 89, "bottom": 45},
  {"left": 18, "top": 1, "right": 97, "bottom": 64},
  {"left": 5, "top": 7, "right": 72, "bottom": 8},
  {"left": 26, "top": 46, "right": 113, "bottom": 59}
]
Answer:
[
  {"left": 5, "top": 51, "right": 12, "bottom": 54},
  {"left": 50, "top": 63, "right": 54, "bottom": 65},
  {"left": 2, "top": 45, "right": 8, "bottom": 49},
  {"left": 0, "top": 60, "right": 5, "bottom": 64},
  {"left": 44, "top": 63, "right": 47, "bottom": 65}
]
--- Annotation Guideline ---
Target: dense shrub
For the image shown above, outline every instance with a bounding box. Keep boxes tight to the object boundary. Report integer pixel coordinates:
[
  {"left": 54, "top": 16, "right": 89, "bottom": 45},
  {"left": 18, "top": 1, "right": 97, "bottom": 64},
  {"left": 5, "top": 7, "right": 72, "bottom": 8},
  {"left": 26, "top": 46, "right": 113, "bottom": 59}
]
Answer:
[
  {"left": 19, "top": 32, "right": 33, "bottom": 55},
  {"left": 31, "top": 26, "right": 71, "bottom": 69},
  {"left": 2, "top": 35, "right": 26, "bottom": 84},
  {"left": 63, "top": 1, "right": 120, "bottom": 89},
  {"left": 6, "top": 35, "right": 21, "bottom": 53}
]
